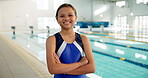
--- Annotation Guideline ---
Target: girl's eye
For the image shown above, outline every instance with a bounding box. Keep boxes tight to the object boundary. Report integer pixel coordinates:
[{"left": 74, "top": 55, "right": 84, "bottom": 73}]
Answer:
[
  {"left": 59, "top": 14, "right": 73, "bottom": 18},
  {"left": 69, "top": 15, "right": 73, "bottom": 16},
  {"left": 60, "top": 15, "right": 64, "bottom": 17}
]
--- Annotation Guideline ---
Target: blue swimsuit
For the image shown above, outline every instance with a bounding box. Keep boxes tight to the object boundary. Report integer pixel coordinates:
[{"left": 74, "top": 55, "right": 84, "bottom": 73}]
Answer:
[{"left": 54, "top": 32, "right": 87, "bottom": 78}]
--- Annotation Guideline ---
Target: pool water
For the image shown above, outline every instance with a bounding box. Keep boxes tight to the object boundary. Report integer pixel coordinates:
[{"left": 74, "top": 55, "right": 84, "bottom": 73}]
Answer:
[{"left": 2, "top": 32, "right": 148, "bottom": 78}]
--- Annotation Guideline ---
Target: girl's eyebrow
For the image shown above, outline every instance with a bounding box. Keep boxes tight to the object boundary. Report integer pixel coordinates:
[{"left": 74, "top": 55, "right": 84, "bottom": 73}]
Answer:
[
  {"left": 59, "top": 13, "right": 74, "bottom": 15},
  {"left": 58, "top": 13, "right": 64, "bottom": 16},
  {"left": 68, "top": 13, "right": 74, "bottom": 14}
]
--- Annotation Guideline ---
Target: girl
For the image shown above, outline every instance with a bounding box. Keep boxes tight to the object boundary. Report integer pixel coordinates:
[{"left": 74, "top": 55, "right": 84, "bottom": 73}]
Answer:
[{"left": 46, "top": 3, "right": 95, "bottom": 78}]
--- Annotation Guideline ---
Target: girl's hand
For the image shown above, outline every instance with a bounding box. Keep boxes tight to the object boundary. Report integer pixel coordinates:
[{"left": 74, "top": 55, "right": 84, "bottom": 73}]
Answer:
[
  {"left": 53, "top": 53, "right": 61, "bottom": 63},
  {"left": 79, "top": 56, "right": 88, "bottom": 66}
]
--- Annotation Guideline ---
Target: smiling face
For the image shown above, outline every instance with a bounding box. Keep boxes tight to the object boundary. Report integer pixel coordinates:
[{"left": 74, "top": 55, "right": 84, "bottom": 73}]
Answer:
[{"left": 56, "top": 6, "right": 77, "bottom": 30}]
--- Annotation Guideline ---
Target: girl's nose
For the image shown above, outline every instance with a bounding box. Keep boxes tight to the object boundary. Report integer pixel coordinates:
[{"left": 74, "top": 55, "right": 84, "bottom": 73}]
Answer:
[{"left": 64, "top": 16, "right": 70, "bottom": 21}]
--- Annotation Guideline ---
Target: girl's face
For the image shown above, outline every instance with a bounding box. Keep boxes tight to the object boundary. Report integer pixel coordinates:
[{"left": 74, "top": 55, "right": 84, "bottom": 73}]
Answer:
[{"left": 57, "top": 7, "right": 77, "bottom": 30}]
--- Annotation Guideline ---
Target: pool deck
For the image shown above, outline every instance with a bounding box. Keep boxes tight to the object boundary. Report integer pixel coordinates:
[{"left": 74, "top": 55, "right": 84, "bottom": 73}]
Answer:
[{"left": 0, "top": 34, "right": 53, "bottom": 78}]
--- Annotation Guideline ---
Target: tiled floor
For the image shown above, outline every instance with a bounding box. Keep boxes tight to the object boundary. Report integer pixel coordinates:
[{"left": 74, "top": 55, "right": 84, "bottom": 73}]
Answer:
[{"left": 0, "top": 34, "right": 53, "bottom": 78}]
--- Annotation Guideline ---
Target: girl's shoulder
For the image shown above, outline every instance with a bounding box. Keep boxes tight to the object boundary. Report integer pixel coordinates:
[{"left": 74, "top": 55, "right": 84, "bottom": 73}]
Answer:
[
  {"left": 47, "top": 32, "right": 60, "bottom": 41},
  {"left": 80, "top": 34, "right": 89, "bottom": 40},
  {"left": 46, "top": 35, "right": 56, "bottom": 42}
]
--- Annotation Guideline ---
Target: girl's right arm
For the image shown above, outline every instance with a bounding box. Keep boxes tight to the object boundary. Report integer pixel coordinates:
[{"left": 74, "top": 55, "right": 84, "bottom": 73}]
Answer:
[{"left": 46, "top": 36, "right": 88, "bottom": 74}]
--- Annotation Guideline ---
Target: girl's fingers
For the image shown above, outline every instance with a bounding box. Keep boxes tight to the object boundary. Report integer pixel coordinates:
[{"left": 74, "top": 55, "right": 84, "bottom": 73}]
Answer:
[
  {"left": 53, "top": 53, "right": 61, "bottom": 63},
  {"left": 79, "top": 56, "right": 88, "bottom": 65},
  {"left": 53, "top": 53, "right": 58, "bottom": 62}
]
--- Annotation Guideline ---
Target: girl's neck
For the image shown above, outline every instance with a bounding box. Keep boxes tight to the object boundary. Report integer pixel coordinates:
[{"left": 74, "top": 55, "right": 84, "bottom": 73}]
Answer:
[
  {"left": 60, "top": 29, "right": 75, "bottom": 36},
  {"left": 60, "top": 29, "right": 75, "bottom": 43}
]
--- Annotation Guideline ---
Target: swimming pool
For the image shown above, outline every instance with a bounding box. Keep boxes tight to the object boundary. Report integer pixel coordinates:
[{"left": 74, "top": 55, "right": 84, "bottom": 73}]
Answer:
[{"left": 2, "top": 31, "right": 148, "bottom": 78}]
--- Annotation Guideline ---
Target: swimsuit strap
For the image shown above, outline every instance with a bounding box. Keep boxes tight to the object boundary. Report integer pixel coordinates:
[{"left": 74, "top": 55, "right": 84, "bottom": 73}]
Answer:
[
  {"left": 75, "top": 33, "right": 84, "bottom": 51},
  {"left": 54, "top": 32, "right": 64, "bottom": 53}
]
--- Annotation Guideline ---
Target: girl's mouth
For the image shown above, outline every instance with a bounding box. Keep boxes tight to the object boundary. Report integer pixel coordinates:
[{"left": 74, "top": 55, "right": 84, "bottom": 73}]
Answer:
[{"left": 63, "top": 22, "right": 71, "bottom": 24}]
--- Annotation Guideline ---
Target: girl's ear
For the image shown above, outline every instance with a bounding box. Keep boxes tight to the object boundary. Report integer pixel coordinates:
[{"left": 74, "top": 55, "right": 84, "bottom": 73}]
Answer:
[
  {"left": 75, "top": 16, "right": 78, "bottom": 20},
  {"left": 56, "top": 18, "right": 60, "bottom": 24}
]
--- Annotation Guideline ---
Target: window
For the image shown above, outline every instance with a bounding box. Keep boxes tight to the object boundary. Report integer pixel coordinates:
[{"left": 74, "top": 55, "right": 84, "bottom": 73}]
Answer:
[
  {"left": 54, "top": 0, "right": 67, "bottom": 10},
  {"left": 37, "top": 0, "right": 49, "bottom": 10},
  {"left": 37, "top": 17, "right": 60, "bottom": 29},
  {"left": 134, "top": 16, "right": 148, "bottom": 42},
  {"left": 113, "top": 15, "right": 128, "bottom": 39},
  {"left": 94, "top": 7, "right": 107, "bottom": 15}
]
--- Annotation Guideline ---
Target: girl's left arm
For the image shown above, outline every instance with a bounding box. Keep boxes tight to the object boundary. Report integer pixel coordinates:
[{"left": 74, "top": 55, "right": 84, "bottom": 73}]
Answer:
[{"left": 66, "top": 35, "right": 96, "bottom": 75}]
